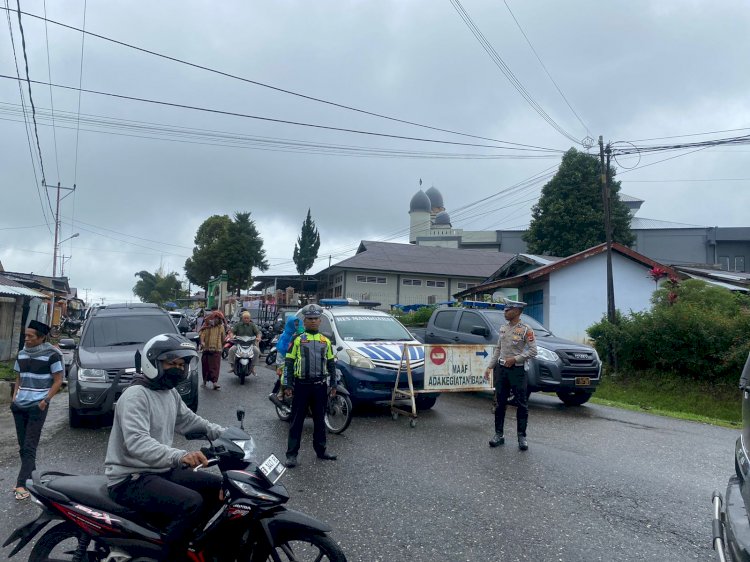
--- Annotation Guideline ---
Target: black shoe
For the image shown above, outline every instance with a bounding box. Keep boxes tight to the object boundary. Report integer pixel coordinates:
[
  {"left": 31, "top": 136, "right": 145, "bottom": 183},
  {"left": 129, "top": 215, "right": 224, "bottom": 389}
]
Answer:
[
  {"left": 317, "top": 452, "right": 337, "bottom": 461},
  {"left": 518, "top": 435, "right": 528, "bottom": 451},
  {"left": 488, "top": 433, "right": 505, "bottom": 447},
  {"left": 285, "top": 455, "right": 297, "bottom": 468},
  {"left": 268, "top": 393, "right": 284, "bottom": 408}
]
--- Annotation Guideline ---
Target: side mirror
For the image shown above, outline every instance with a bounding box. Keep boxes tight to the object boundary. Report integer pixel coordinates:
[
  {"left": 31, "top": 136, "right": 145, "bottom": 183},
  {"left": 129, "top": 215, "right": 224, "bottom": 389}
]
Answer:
[
  {"left": 58, "top": 338, "right": 77, "bottom": 349},
  {"left": 470, "top": 326, "right": 490, "bottom": 337}
]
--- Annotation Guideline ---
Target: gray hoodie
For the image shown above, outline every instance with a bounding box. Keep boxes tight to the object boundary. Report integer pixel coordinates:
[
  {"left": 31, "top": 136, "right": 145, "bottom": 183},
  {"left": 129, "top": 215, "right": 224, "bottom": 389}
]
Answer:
[{"left": 104, "top": 385, "right": 225, "bottom": 486}]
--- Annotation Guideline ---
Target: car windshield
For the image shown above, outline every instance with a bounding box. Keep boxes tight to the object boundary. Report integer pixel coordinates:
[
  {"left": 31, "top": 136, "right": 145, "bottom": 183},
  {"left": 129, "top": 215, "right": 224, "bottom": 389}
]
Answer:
[
  {"left": 479, "top": 310, "right": 552, "bottom": 336},
  {"left": 334, "top": 314, "right": 414, "bottom": 341},
  {"left": 82, "top": 315, "right": 177, "bottom": 347}
]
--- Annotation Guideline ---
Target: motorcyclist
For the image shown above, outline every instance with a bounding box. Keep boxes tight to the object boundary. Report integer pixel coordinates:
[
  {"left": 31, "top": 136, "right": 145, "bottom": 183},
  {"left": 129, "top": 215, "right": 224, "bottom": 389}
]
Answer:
[
  {"left": 228, "top": 311, "right": 261, "bottom": 375},
  {"left": 104, "top": 333, "right": 226, "bottom": 562},
  {"left": 283, "top": 305, "right": 337, "bottom": 467},
  {"left": 268, "top": 315, "right": 303, "bottom": 407}
]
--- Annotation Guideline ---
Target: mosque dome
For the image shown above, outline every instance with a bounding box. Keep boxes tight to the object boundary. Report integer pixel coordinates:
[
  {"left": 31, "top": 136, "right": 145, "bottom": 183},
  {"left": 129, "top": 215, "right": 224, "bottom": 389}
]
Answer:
[
  {"left": 409, "top": 190, "right": 432, "bottom": 213},
  {"left": 434, "top": 211, "right": 452, "bottom": 227},
  {"left": 425, "top": 186, "right": 444, "bottom": 210}
]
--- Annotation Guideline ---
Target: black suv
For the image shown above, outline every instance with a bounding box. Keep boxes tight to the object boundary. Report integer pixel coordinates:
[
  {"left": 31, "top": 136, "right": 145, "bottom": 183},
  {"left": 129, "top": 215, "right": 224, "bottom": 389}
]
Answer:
[
  {"left": 425, "top": 305, "right": 601, "bottom": 405},
  {"left": 67, "top": 303, "right": 200, "bottom": 427}
]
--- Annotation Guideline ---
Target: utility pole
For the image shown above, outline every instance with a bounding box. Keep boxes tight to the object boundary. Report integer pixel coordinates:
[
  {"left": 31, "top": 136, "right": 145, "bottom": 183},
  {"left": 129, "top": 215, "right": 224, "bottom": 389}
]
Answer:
[
  {"left": 83, "top": 288, "right": 91, "bottom": 305},
  {"left": 599, "top": 136, "right": 617, "bottom": 369},
  {"left": 49, "top": 181, "right": 77, "bottom": 325}
]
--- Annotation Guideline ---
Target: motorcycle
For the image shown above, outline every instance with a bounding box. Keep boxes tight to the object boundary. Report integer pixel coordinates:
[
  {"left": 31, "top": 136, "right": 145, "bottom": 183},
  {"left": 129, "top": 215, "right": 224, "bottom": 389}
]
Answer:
[
  {"left": 3, "top": 409, "right": 348, "bottom": 562},
  {"left": 265, "top": 335, "right": 279, "bottom": 366},
  {"left": 50, "top": 316, "right": 82, "bottom": 339},
  {"left": 271, "top": 374, "right": 353, "bottom": 435},
  {"left": 221, "top": 333, "right": 233, "bottom": 359},
  {"left": 258, "top": 325, "right": 275, "bottom": 355},
  {"left": 231, "top": 336, "right": 256, "bottom": 385}
]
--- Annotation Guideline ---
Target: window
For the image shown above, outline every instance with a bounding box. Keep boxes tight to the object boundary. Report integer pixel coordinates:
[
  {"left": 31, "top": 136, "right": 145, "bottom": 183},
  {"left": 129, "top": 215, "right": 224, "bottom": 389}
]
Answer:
[
  {"left": 402, "top": 279, "right": 422, "bottom": 286},
  {"left": 333, "top": 286, "right": 342, "bottom": 297},
  {"left": 334, "top": 274, "right": 343, "bottom": 284},
  {"left": 457, "top": 282, "right": 477, "bottom": 290},
  {"left": 356, "top": 275, "right": 386, "bottom": 284},
  {"left": 735, "top": 256, "right": 745, "bottom": 272},
  {"left": 433, "top": 310, "right": 458, "bottom": 329},
  {"left": 426, "top": 280, "right": 446, "bottom": 288},
  {"left": 458, "top": 311, "right": 485, "bottom": 334},
  {"left": 719, "top": 256, "right": 730, "bottom": 271}
]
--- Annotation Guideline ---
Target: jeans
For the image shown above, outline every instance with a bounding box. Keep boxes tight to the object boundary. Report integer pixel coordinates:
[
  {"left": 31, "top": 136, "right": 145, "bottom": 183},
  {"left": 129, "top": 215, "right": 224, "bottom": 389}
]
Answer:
[{"left": 11, "top": 401, "right": 49, "bottom": 489}]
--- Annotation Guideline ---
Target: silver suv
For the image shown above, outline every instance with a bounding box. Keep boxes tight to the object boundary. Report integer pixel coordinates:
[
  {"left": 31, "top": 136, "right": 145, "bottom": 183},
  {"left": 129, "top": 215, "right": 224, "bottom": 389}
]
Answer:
[{"left": 425, "top": 305, "right": 601, "bottom": 405}]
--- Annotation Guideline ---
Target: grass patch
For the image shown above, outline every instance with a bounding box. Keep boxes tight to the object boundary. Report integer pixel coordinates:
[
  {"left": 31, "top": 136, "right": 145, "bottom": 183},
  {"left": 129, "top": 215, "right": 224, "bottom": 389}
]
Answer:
[
  {"left": 592, "top": 370, "right": 741, "bottom": 428},
  {"left": 0, "top": 361, "right": 17, "bottom": 381}
]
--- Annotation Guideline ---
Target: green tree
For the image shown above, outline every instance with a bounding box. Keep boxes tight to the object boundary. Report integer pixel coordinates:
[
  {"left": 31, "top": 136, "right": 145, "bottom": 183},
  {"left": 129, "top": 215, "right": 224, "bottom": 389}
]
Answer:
[
  {"left": 292, "top": 208, "right": 321, "bottom": 278},
  {"left": 133, "top": 270, "right": 185, "bottom": 305},
  {"left": 524, "top": 148, "right": 635, "bottom": 256},
  {"left": 184, "top": 213, "right": 269, "bottom": 295},
  {"left": 224, "top": 212, "right": 269, "bottom": 295}
]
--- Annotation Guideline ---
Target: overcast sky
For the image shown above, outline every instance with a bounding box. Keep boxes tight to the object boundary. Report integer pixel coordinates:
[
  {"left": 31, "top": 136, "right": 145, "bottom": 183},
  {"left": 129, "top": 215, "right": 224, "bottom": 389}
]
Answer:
[{"left": 1, "top": 0, "right": 748, "bottom": 304}]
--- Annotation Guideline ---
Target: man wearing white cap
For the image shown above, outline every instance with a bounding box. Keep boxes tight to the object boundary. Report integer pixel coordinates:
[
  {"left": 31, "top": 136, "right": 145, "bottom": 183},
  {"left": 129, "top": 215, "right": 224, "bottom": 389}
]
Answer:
[{"left": 484, "top": 298, "right": 538, "bottom": 451}]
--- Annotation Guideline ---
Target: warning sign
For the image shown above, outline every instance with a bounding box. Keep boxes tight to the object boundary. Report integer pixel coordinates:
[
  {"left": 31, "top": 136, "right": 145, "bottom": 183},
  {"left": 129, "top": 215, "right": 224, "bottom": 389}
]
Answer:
[{"left": 424, "top": 344, "right": 494, "bottom": 391}]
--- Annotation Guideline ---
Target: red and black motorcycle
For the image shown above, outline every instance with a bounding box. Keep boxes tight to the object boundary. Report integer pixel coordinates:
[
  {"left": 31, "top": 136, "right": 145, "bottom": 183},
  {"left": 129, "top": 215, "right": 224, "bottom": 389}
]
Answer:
[{"left": 3, "top": 410, "right": 347, "bottom": 562}]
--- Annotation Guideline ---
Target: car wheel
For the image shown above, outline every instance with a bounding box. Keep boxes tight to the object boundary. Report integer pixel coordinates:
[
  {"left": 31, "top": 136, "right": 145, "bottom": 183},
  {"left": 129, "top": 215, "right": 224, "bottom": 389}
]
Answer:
[
  {"left": 68, "top": 407, "right": 84, "bottom": 428},
  {"left": 415, "top": 395, "right": 438, "bottom": 411},
  {"left": 556, "top": 390, "right": 593, "bottom": 406}
]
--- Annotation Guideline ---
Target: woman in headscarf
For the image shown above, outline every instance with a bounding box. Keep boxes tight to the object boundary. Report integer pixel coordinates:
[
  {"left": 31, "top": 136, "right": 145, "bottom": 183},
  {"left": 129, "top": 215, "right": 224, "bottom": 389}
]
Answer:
[{"left": 199, "top": 307, "right": 226, "bottom": 390}]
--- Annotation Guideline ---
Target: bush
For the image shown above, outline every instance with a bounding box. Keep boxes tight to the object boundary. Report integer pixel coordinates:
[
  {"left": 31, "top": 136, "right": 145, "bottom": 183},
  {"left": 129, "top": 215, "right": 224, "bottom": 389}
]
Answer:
[
  {"left": 391, "top": 305, "right": 436, "bottom": 326},
  {"left": 588, "top": 279, "right": 750, "bottom": 384}
]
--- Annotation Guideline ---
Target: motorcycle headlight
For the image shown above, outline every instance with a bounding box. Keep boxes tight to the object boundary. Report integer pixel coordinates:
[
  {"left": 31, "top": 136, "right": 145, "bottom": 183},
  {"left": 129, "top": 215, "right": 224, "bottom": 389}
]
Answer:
[
  {"left": 231, "top": 479, "right": 276, "bottom": 501},
  {"left": 345, "top": 349, "right": 375, "bottom": 370},
  {"left": 536, "top": 347, "right": 558, "bottom": 363},
  {"left": 232, "top": 438, "right": 256, "bottom": 461},
  {"left": 78, "top": 368, "right": 107, "bottom": 382}
]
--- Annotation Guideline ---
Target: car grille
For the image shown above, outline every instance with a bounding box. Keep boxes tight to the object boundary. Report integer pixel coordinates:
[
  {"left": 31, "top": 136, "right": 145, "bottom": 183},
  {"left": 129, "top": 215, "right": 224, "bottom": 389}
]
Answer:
[
  {"left": 372, "top": 359, "right": 425, "bottom": 371},
  {"left": 106, "top": 369, "right": 136, "bottom": 384},
  {"left": 556, "top": 349, "right": 599, "bottom": 368}
]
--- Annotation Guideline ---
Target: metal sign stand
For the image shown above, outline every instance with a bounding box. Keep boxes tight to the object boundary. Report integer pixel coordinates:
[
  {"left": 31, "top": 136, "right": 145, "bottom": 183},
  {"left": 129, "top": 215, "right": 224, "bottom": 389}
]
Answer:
[{"left": 390, "top": 344, "right": 423, "bottom": 428}]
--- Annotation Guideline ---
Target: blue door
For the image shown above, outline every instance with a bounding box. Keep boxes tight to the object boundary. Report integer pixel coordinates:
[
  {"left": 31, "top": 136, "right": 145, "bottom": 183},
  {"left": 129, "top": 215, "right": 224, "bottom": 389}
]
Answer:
[{"left": 523, "top": 290, "right": 543, "bottom": 324}]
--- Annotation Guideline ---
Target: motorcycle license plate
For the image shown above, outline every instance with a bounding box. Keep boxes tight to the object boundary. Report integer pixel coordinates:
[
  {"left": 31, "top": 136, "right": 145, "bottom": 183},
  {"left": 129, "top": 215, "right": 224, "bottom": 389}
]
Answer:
[
  {"left": 259, "top": 454, "right": 286, "bottom": 485},
  {"left": 575, "top": 377, "right": 591, "bottom": 386}
]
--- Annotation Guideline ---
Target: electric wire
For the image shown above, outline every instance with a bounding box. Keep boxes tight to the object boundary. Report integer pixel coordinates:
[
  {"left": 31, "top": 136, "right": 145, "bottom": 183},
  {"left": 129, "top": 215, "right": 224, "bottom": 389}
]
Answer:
[
  {"left": 449, "top": 0, "right": 581, "bottom": 145},
  {"left": 4, "top": 0, "right": 51, "bottom": 233},
  {"left": 502, "top": 0, "right": 590, "bottom": 136},
  {"left": 73, "top": 0, "right": 86, "bottom": 184},
  {"left": 41, "top": 0, "right": 59, "bottom": 181},
  {"left": 0, "top": 5, "right": 564, "bottom": 153}
]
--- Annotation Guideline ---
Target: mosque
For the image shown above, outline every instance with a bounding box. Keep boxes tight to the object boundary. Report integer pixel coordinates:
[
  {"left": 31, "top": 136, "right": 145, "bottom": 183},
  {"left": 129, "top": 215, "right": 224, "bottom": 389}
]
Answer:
[{"left": 408, "top": 185, "right": 750, "bottom": 272}]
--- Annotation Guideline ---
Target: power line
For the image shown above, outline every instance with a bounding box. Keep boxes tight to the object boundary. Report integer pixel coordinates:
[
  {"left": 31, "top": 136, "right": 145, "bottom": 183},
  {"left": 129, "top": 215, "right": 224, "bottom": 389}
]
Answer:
[
  {"left": 4, "top": 0, "right": 51, "bottom": 233},
  {"left": 449, "top": 0, "right": 581, "bottom": 145},
  {"left": 1, "top": 5, "right": 563, "bottom": 153},
  {"left": 73, "top": 0, "right": 86, "bottom": 184},
  {"left": 502, "top": 0, "right": 591, "bottom": 137},
  {"left": 622, "top": 126, "right": 750, "bottom": 143},
  {"left": 41, "top": 0, "right": 59, "bottom": 181},
  {"left": 0, "top": 74, "right": 567, "bottom": 154},
  {"left": 624, "top": 178, "right": 750, "bottom": 183}
]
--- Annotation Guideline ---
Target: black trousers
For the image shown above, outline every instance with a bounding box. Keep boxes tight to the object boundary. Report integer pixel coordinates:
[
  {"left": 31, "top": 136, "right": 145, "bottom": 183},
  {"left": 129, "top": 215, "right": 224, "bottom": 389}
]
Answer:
[
  {"left": 286, "top": 381, "right": 327, "bottom": 457},
  {"left": 109, "top": 468, "right": 222, "bottom": 561},
  {"left": 494, "top": 364, "right": 528, "bottom": 436},
  {"left": 11, "top": 402, "right": 49, "bottom": 489}
]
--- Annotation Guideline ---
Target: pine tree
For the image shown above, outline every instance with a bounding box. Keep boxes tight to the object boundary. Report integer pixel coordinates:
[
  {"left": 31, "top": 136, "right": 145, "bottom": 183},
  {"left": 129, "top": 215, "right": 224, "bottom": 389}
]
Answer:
[{"left": 293, "top": 209, "right": 321, "bottom": 289}]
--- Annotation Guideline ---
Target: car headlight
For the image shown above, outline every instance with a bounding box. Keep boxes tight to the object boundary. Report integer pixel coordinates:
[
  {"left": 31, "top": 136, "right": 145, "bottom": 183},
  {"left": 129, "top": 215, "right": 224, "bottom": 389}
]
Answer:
[
  {"left": 78, "top": 368, "right": 107, "bottom": 382},
  {"left": 345, "top": 349, "right": 375, "bottom": 370},
  {"left": 536, "top": 347, "right": 558, "bottom": 363}
]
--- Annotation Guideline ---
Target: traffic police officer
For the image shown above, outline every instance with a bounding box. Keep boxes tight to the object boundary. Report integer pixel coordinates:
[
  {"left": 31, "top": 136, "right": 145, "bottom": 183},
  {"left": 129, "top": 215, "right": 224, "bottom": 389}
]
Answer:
[
  {"left": 484, "top": 298, "right": 538, "bottom": 451},
  {"left": 283, "top": 305, "right": 337, "bottom": 467}
]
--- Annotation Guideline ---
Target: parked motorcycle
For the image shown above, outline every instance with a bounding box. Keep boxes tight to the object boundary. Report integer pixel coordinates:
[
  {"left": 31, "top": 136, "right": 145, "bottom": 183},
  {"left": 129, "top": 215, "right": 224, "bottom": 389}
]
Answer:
[
  {"left": 3, "top": 409, "right": 347, "bottom": 562},
  {"left": 230, "top": 335, "right": 256, "bottom": 385},
  {"left": 265, "top": 335, "right": 279, "bottom": 366},
  {"left": 258, "top": 324, "right": 275, "bottom": 354},
  {"left": 272, "top": 376, "right": 353, "bottom": 435},
  {"left": 50, "top": 316, "right": 82, "bottom": 339}
]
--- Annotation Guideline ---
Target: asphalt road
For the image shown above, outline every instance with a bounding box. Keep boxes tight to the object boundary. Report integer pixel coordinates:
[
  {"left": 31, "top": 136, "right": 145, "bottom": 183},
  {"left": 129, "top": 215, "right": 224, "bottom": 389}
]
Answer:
[{"left": 0, "top": 359, "right": 736, "bottom": 561}]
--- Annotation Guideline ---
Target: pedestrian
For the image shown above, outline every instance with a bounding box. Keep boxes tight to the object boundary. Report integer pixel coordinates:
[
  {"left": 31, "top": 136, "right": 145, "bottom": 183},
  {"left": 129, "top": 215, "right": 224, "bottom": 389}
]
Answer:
[
  {"left": 105, "top": 333, "right": 225, "bottom": 562},
  {"left": 199, "top": 306, "right": 226, "bottom": 390},
  {"left": 11, "top": 320, "right": 64, "bottom": 500},
  {"left": 228, "top": 311, "right": 261, "bottom": 375},
  {"left": 194, "top": 308, "right": 205, "bottom": 332},
  {"left": 484, "top": 298, "right": 538, "bottom": 451},
  {"left": 282, "top": 305, "right": 337, "bottom": 467}
]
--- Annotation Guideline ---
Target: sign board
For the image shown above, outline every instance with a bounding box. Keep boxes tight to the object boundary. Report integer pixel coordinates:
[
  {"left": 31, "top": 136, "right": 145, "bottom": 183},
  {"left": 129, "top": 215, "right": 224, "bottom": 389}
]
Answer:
[{"left": 423, "top": 344, "right": 494, "bottom": 391}]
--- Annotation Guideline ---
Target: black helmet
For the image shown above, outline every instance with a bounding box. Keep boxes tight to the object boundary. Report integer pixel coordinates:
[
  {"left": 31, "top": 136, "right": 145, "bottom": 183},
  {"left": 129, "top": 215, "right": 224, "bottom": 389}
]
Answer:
[{"left": 141, "top": 333, "right": 198, "bottom": 383}]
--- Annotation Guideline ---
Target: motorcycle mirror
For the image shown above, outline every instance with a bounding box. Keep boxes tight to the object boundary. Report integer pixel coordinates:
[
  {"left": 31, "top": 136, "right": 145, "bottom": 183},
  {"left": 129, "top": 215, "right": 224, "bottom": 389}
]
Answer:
[
  {"left": 134, "top": 350, "right": 141, "bottom": 373},
  {"left": 236, "top": 408, "right": 245, "bottom": 429}
]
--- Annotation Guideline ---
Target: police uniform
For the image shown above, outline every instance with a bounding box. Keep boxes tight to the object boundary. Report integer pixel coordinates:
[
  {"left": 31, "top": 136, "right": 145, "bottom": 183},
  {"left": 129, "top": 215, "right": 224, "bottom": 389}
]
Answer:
[
  {"left": 283, "top": 309, "right": 336, "bottom": 465},
  {"left": 487, "top": 299, "right": 538, "bottom": 450}
]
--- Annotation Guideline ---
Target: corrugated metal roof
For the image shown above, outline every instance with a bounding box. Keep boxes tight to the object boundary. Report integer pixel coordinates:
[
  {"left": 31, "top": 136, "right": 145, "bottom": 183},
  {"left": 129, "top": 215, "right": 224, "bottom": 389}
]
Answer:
[
  {"left": 619, "top": 193, "right": 644, "bottom": 203},
  {"left": 630, "top": 217, "right": 706, "bottom": 230},
  {"left": 0, "top": 277, "right": 47, "bottom": 297}
]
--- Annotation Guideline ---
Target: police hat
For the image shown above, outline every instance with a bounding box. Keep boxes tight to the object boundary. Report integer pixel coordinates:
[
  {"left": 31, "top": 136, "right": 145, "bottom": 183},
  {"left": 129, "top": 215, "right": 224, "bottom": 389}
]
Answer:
[
  {"left": 503, "top": 298, "right": 527, "bottom": 310},
  {"left": 302, "top": 304, "right": 323, "bottom": 318}
]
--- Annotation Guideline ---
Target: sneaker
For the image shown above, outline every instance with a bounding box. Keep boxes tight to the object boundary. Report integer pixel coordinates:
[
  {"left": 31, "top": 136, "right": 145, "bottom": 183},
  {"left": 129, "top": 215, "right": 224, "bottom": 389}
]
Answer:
[
  {"left": 317, "top": 452, "right": 337, "bottom": 461},
  {"left": 268, "top": 393, "right": 285, "bottom": 408},
  {"left": 488, "top": 433, "right": 505, "bottom": 448},
  {"left": 518, "top": 435, "right": 528, "bottom": 451}
]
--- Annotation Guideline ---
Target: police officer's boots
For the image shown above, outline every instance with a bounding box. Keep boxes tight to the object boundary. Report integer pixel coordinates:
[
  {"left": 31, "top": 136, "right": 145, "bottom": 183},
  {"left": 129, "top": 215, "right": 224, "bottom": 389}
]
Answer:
[
  {"left": 489, "top": 433, "right": 505, "bottom": 447},
  {"left": 518, "top": 434, "right": 528, "bottom": 451}
]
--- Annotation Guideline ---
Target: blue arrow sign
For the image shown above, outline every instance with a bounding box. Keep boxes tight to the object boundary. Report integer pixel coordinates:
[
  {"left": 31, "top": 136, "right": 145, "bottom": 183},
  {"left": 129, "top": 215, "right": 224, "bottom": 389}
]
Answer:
[{"left": 475, "top": 350, "right": 488, "bottom": 358}]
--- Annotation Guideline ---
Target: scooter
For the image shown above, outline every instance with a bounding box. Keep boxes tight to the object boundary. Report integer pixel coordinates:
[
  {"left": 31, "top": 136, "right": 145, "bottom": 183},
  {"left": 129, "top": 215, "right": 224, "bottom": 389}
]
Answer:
[
  {"left": 271, "top": 372, "right": 353, "bottom": 435},
  {"left": 3, "top": 409, "right": 348, "bottom": 562},
  {"left": 221, "top": 333, "right": 233, "bottom": 359},
  {"left": 231, "top": 335, "right": 256, "bottom": 385},
  {"left": 265, "top": 335, "right": 279, "bottom": 366}
]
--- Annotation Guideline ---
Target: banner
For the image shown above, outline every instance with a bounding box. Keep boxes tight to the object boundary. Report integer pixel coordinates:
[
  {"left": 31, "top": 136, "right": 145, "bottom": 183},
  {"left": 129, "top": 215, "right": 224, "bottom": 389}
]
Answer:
[{"left": 423, "top": 344, "right": 494, "bottom": 391}]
